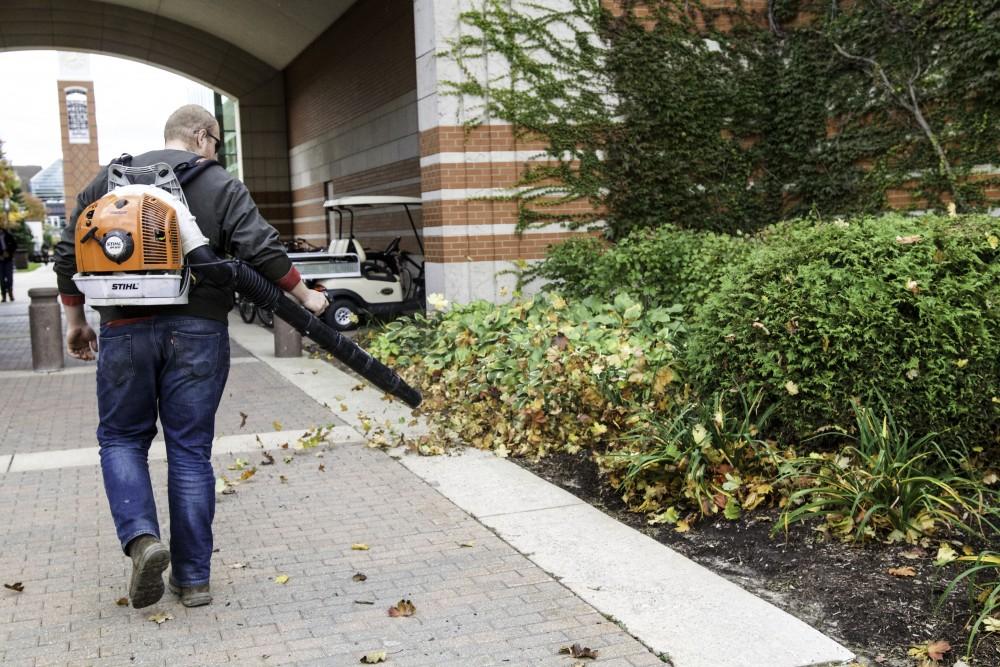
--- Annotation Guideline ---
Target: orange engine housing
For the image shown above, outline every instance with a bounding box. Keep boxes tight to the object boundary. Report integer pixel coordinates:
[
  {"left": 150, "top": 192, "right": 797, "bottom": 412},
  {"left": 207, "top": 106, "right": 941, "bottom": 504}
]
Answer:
[{"left": 76, "top": 191, "right": 183, "bottom": 273}]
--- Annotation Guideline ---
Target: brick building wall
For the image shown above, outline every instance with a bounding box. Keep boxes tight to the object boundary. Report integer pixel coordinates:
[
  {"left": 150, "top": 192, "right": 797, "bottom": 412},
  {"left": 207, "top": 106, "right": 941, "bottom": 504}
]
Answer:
[
  {"left": 56, "top": 80, "right": 100, "bottom": 214},
  {"left": 284, "top": 0, "right": 422, "bottom": 252}
]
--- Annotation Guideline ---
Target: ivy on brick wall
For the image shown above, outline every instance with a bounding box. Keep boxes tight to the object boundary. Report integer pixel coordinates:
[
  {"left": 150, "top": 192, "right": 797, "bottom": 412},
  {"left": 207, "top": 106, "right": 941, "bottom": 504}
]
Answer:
[{"left": 446, "top": 0, "right": 1000, "bottom": 238}]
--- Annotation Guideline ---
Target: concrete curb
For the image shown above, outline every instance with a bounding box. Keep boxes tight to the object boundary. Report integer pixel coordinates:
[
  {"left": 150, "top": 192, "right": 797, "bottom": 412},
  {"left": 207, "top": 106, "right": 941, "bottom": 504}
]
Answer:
[{"left": 228, "top": 317, "right": 856, "bottom": 667}]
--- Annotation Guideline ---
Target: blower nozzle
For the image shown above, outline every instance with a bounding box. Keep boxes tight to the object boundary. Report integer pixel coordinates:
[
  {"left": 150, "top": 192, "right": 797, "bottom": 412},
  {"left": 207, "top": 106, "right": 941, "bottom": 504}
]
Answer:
[{"left": 187, "top": 246, "right": 422, "bottom": 409}]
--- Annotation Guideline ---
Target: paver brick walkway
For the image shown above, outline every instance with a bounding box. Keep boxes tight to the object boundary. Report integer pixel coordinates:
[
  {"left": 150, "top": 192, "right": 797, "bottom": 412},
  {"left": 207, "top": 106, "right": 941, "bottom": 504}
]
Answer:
[{"left": 0, "top": 273, "right": 663, "bottom": 666}]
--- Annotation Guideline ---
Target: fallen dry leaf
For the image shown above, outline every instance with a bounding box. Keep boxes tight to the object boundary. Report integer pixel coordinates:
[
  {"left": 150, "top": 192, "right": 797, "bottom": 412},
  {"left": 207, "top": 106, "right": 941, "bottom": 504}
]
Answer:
[
  {"left": 3, "top": 582, "right": 24, "bottom": 592},
  {"left": 888, "top": 566, "right": 917, "bottom": 577},
  {"left": 318, "top": 464, "right": 326, "bottom": 472},
  {"left": 926, "top": 640, "right": 951, "bottom": 661},
  {"left": 340, "top": 403, "right": 350, "bottom": 412},
  {"left": 352, "top": 573, "right": 368, "bottom": 582},
  {"left": 896, "top": 234, "right": 923, "bottom": 245},
  {"left": 147, "top": 611, "right": 174, "bottom": 624},
  {"left": 360, "top": 650, "right": 387, "bottom": 664},
  {"left": 352, "top": 543, "right": 370, "bottom": 551},
  {"left": 352, "top": 384, "right": 365, "bottom": 391},
  {"left": 459, "top": 541, "right": 475, "bottom": 548},
  {"left": 261, "top": 452, "right": 275, "bottom": 466},
  {"left": 388, "top": 599, "right": 415, "bottom": 617},
  {"left": 116, "top": 597, "right": 129, "bottom": 606},
  {"left": 274, "top": 574, "right": 290, "bottom": 585},
  {"left": 273, "top": 420, "right": 282, "bottom": 431},
  {"left": 239, "top": 411, "right": 248, "bottom": 428},
  {"left": 354, "top": 600, "right": 375, "bottom": 605},
  {"left": 559, "top": 643, "right": 599, "bottom": 659},
  {"left": 230, "top": 562, "right": 247, "bottom": 570},
  {"left": 240, "top": 468, "right": 257, "bottom": 481},
  {"left": 279, "top": 475, "right": 288, "bottom": 484}
]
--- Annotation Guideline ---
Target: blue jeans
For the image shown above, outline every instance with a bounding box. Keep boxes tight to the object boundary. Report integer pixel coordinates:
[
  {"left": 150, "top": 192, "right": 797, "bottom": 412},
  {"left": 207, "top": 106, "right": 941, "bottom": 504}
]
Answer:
[{"left": 96, "top": 316, "right": 230, "bottom": 586}]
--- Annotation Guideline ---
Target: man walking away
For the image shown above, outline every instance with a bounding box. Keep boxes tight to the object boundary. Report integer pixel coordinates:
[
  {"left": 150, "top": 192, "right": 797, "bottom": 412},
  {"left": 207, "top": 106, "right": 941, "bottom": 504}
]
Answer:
[{"left": 53, "top": 104, "right": 327, "bottom": 609}]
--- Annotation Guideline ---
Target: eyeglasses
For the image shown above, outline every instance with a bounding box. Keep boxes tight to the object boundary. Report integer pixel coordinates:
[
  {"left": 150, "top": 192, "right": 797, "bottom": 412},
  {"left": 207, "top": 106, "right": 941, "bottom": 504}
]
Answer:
[{"left": 203, "top": 129, "right": 222, "bottom": 153}]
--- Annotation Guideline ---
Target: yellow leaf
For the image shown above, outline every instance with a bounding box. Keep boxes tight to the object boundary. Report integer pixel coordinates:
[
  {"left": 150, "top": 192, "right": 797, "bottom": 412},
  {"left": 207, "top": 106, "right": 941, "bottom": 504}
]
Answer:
[
  {"left": 888, "top": 566, "right": 917, "bottom": 577},
  {"left": 784, "top": 380, "right": 799, "bottom": 396},
  {"left": 274, "top": 574, "right": 290, "bottom": 584},
  {"left": 675, "top": 519, "right": 691, "bottom": 533},
  {"left": 987, "top": 234, "right": 999, "bottom": 250},
  {"left": 352, "top": 543, "right": 370, "bottom": 551},
  {"left": 387, "top": 599, "right": 416, "bottom": 617},
  {"left": 983, "top": 617, "right": 1000, "bottom": 633},
  {"left": 360, "top": 650, "right": 388, "bottom": 664},
  {"left": 934, "top": 543, "right": 957, "bottom": 566},
  {"left": 147, "top": 612, "right": 174, "bottom": 624},
  {"left": 691, "top": 424, "right": 709, "bottom": 446},
  {"left": 240, "top": 468, "right": 256, "bottom": 481},
  {"left": 955, "top": 358, "right": 968, "bottom": 368},
  {"left": 273, "top": 420, "right": 283, "bottom": 431}
]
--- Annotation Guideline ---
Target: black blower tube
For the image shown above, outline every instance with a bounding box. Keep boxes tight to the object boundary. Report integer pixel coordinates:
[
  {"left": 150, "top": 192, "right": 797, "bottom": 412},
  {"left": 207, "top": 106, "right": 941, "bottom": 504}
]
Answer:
[{"left": 187, "top": 246, "right": 422, "bottom": 408}]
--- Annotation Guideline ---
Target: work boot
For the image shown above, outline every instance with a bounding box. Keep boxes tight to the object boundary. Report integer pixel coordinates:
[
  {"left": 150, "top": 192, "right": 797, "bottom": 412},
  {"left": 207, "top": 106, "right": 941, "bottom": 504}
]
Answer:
[
  {"left": 168, "top": 577, "right": 212, "bottom": 607},
  {"left": 127, "top": 535, "right": 170, "bottom": 609}
]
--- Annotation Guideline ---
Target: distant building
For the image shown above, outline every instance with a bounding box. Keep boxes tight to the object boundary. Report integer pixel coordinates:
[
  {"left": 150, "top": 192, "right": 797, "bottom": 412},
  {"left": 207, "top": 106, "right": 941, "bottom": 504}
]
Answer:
[
  {"left": 30, "top": 160, "right": 66, "bottom": 227},
  {"left": 13, "top": 165, "right": 42, "bottom": 192}
]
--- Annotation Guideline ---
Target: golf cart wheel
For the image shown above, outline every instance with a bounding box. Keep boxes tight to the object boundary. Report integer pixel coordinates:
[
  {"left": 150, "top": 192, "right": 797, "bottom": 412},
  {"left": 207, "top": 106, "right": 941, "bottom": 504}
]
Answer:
[
  {"left": 325, "top": 299, "right": 361, "bottom": 332},
  {"left": 237, "top": 296, "right": 256, "bottom": 324},
  {"left": 257, "top": 307, "right": 274, "bottom": 329}
]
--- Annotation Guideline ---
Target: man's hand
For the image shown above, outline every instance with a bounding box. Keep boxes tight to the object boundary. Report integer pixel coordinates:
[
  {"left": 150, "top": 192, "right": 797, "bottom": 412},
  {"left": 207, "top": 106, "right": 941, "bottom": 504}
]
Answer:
[
  {"left": 290, "top": 282, "right": 329, "bottom": 316},
  {"left": 67, "top": 324, "right": 98, "bottom": 361},
  {"left": 300, "top": 289, "right": 329, "bottom": 316}
]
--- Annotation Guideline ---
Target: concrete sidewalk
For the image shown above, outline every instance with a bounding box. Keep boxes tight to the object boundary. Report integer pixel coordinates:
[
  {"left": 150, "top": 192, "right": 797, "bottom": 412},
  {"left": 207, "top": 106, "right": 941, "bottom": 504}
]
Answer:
[{"left": 0, "top": 275, "right": 854, "bottom": 667}]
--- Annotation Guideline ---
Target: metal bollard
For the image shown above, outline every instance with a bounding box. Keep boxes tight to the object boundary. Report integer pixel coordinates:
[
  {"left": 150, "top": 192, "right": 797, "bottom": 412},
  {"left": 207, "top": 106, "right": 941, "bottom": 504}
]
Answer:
[
  {"left": 28, "top": 287, "right": 64, "bottom": 372},
  {"left": 273, "top": 314, "right": 302, "bottom": 358}
]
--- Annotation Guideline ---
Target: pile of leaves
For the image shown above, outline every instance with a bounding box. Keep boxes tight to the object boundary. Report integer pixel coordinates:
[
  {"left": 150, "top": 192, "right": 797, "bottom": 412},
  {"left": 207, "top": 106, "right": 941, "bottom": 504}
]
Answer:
[{"left": 369, "top": 293, "right": 683, "bottom": 462}]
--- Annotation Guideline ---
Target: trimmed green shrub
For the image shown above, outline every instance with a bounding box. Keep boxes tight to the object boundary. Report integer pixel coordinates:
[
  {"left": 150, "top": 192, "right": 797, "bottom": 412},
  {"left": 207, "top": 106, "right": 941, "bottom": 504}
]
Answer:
[
  {"left": 686, "top": 214, "right": 1000, "bottom": 453},
  {"left": 532, "top": 224, "right": 756, "bottom": 311}
]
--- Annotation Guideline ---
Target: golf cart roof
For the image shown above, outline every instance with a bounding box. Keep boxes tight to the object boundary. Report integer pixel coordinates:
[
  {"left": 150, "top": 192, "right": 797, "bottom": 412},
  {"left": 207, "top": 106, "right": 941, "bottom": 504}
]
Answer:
[{"left": 323, "top": 196, "right": 423, "bottom": 209}]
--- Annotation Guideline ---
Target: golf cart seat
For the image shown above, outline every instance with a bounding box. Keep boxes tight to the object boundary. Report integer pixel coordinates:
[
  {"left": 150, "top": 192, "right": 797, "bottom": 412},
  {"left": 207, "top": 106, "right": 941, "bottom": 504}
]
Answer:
[
  {"left": 327, "top": 238, "right": 395, "bottom": 282},
  {"left": 328, "top": 238, "right": 366, "bottom": 261}
]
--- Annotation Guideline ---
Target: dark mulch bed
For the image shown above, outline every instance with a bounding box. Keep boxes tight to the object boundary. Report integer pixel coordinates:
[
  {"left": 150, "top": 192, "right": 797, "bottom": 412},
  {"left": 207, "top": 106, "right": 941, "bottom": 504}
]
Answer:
[{"left": 514, "top": 450, "right": 1000, "bottom": 667}]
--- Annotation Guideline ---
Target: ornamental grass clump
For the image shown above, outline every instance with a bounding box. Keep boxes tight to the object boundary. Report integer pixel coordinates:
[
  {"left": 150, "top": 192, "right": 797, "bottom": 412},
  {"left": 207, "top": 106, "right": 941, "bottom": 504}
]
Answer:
[
  {"left": 938, "top": 552, "right": 1000, "bottom": 657},
  {"left": 686, "top": 213, "right": 1000, "bottom": 457},
  {"left": 599, "top": 388, "right": 790, "bottom": 528},
  {"left": 778, "top": 398, "right": 999, "bottom": 544},
  {"left": 368, "top": 293, "right": 684, "bottom": 460}
]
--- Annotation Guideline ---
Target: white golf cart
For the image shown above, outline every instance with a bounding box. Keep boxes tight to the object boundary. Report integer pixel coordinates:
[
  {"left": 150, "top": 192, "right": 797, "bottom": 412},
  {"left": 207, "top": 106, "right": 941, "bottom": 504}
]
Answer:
[{"left": 288, "top": 196, "right": 425, "bottom": 331}]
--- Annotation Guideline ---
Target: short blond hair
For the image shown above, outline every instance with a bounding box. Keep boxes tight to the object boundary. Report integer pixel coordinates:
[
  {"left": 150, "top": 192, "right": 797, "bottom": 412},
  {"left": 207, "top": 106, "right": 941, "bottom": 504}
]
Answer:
[{"left": 163, "top": 104, "right": 217, "bottom": 148}]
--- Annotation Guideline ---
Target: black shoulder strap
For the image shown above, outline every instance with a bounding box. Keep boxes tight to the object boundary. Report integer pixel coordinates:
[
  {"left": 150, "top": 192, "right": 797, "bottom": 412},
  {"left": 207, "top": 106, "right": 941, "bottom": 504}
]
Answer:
[{"left": 174, "top": 158, "right": 222, "bottom": 188}]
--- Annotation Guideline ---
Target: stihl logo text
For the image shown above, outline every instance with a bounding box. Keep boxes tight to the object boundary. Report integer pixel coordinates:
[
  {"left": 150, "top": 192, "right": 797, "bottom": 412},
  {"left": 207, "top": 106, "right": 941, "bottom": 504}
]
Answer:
[{"left": 111, "top": 283, "right": 139, "bottom": 291}]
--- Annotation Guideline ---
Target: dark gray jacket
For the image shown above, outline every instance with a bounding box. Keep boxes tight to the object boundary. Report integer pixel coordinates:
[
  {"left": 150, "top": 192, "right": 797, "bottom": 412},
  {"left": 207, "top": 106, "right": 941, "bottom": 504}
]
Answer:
[{"left": 54, "top": 149, "right": 295, "bottom": 324}]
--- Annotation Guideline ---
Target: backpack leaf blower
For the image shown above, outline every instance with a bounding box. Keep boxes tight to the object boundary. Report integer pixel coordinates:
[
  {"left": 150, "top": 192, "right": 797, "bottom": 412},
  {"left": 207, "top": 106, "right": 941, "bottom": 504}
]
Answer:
[{"left": 71, "top": 162, "right": 422, "bottom": 409}]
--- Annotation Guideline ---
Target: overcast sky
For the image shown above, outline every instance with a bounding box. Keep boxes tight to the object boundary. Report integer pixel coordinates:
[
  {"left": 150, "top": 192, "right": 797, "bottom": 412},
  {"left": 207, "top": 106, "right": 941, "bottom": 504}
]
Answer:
[{"left": 0, "top": 50, "right": 214, "bottom": 168}]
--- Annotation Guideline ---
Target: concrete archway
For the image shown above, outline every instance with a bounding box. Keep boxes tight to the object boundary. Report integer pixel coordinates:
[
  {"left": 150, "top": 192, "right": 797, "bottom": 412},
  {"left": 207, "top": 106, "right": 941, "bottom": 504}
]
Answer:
[{"left": 0, "top": 0, "right": 319, "bottom": 235}]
